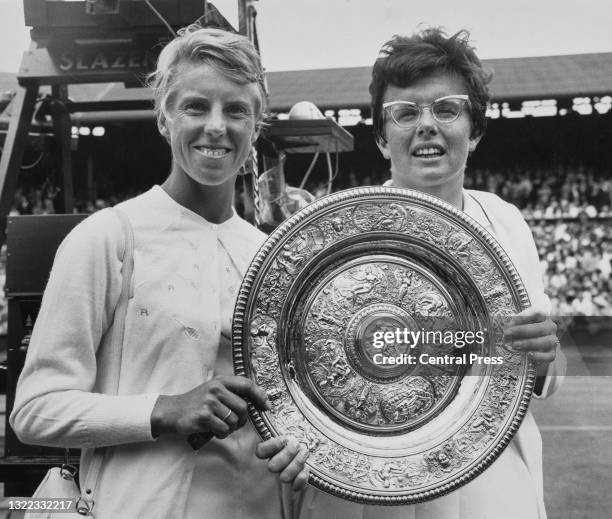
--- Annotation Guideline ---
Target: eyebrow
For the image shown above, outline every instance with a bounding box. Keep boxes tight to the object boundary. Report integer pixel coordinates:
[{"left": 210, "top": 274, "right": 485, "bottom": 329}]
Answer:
[
  {"left": 383, "top": 94, "right": 469, "bottom": 107},
  {"left": 177, "top": 93, "right": 253, "bottom": 106}
]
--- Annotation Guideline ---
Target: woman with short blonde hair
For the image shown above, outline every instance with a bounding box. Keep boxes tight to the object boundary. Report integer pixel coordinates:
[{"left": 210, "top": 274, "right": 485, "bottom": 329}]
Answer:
[{"left": 11, "top": 27, "right": 308, "bottom": 519}]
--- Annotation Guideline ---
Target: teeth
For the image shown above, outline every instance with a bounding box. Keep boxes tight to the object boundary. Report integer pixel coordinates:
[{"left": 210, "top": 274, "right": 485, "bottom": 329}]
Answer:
[
  {"left": 414, "top": 147, "right": 442, "bottom": 157},
  {"left": 196, "top": 147, "right": 229, "bottom": 158}
]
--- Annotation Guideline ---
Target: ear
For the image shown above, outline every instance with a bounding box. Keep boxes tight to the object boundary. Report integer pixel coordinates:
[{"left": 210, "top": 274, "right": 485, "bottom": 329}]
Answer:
[
  {"left": 158, "top": 115, "right": 170, "bottom": 142},
  {"left": 468, "top": 134, "right": 481, "bottom": 153},
  {"left": 376, "top": 135, "right": 391, "bottom": 160},
  {"left": 251, "top": 125, "right": 261, "bottom": 146}
]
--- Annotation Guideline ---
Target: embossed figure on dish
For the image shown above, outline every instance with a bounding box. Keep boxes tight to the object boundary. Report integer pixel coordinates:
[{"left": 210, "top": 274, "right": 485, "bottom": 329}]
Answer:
[
  {"left": 318, "top": 446, "right": 372, "bottom": 484},
  {"left": 371, "top": 459, "right": 423, "bottom": 489},
  {"left": 329, "top": 265, "right": 386, "bottom": 307},
  {"left": 424, "top": 441, "right": 470, "bottom": 476},
  {"left": 351, "top": 203, "right": 408, "bottom": 232},
  {"left": 379, "top": 378, "right": 436, "bottom": 423}
]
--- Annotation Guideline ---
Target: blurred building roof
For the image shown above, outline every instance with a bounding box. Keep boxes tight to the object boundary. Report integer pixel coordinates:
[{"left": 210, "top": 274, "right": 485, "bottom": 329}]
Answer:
[
  {"left": 1, "top": 52, "right": 611, "bottom": 117},
  {"left": 265, "top": 53, "right": 612, "bottom": 112}
]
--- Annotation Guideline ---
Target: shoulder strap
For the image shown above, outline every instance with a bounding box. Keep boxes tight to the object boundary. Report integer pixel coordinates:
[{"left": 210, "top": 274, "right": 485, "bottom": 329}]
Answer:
[
  {"left": 77, "top": 207, "right": 134, "bottom": 515},
  {"left": 108, "top": 207, "right": 135, "bottom": 393}
]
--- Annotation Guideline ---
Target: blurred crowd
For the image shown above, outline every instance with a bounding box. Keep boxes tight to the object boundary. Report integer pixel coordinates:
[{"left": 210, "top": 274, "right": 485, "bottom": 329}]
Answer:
[
  {"left": 9, "top": 185, "right": 136, "bottom": 216},
  {"left": 1, "top": 165, "right": 610, "bottom": 335},
  {"left": 464, "top": 166, "right": 612, "bottom": 219},
  {"left": 533, "top": 219, "right": 612, "bottom": 318}
]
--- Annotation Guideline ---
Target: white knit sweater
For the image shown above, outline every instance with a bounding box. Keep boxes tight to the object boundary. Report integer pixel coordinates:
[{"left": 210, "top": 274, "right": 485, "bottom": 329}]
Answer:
[{"left": 10, "top": 186, "right": 283, "bottom": 519}]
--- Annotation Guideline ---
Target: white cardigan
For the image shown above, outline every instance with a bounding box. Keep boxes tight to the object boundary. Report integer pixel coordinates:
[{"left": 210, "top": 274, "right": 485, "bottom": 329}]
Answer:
[{"left": 10, "top": 186, "right": 284, "bottom": 519}]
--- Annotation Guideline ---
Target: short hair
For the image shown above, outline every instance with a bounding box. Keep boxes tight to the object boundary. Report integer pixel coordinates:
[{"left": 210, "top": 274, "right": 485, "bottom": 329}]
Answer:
[
  {"left": 370, "top": 28, "right": 492, "bottom": 143},
  {"left": 148, "top": 26, "right": 267, "bottom": 131}
]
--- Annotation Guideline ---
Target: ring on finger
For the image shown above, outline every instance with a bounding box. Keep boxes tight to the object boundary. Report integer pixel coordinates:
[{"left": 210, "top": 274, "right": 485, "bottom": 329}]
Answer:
[{"left": 221, "top": 409, "right": 233, "bottom": 423}]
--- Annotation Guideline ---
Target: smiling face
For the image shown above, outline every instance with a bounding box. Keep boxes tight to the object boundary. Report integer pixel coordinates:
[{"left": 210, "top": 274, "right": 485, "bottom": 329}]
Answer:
[
  {"left": 160, "top": 62, "right": 261, "bottom": 189},
  {"left": 377, "top": 71, "right": 481, "bottom": 201}
]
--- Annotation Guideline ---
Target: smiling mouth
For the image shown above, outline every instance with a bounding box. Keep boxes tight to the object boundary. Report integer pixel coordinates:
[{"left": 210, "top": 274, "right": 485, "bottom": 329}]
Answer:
[
  {"left": 412, "top": 146, "right": 445, "bottom": 158},
  {"left": 194, "top": 146, "right": 231, "bottom": 158}
]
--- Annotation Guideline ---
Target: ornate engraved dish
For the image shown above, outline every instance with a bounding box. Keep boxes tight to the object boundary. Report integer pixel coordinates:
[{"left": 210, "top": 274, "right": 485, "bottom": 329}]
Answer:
[{"left": 233, "top": 187, "right": 535, "bottom": 504}]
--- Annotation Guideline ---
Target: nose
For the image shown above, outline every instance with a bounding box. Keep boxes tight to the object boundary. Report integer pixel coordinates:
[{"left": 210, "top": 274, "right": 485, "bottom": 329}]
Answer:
[
  {"left": 205, "top": 105, "right": 226, "bottom": 137},
  {"left": 416, "top": 107, "right": 438, "bottom": 136}
]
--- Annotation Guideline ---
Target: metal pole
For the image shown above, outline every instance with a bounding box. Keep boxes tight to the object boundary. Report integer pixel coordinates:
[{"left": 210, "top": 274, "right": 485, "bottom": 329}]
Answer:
[
  {"left": 237, "top": 0, "right": 264, "bottom": 227},
  {"left": 238, "top": 0, "right": 248, "bottom": 37},
  {"left": 0, "top": 85, "right": 39, "bottom": 246},
  {"left": 50, "top": 85, "right": 74, "bottom": 214}
]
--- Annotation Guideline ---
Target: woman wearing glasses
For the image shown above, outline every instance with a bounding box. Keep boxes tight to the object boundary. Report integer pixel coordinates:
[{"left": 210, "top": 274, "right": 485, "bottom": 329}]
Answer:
[{"left": 297, "top": 28, "right": 565, "bottom": 519}]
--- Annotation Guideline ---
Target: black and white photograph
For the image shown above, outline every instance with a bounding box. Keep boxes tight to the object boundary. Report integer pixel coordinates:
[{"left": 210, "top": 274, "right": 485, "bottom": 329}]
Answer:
[{"left": 0, "top": 1, "right": 610, "bottom": 518}]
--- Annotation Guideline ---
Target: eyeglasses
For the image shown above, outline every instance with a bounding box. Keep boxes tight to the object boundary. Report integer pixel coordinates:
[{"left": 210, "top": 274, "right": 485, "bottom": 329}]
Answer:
[{"left": 382, "top": 95, "right": 470, "bottom": 128}]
